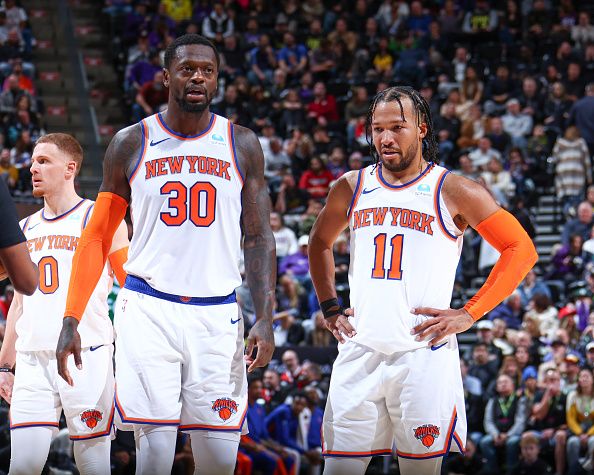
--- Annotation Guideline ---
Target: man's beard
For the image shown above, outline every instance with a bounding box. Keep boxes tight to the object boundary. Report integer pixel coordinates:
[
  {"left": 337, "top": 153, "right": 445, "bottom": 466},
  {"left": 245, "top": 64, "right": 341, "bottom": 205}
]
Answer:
[
  {"left": 175, "top": 92, "right": 211, "bottom": 113},
  {"left": 380, "top": 139, "right": 419, "bottom": 173}
]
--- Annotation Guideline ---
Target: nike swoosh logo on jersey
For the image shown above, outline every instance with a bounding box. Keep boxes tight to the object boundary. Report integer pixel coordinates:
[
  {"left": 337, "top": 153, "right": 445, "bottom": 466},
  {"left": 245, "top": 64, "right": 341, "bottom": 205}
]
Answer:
[
  {"left": 89, "top": 345, "right": 104, "bottom": 352},
  {"left": 28, "top": 222, "right": 40, "bottom": 230},
  {"left": 230, "top": 317, "right": 242, "bottom": 324},
  {"left": 361, "top": 187, "right": 380, "bottom": 194},
  {"left": 149, "top": 138, "right": 170, "bottom": 147},
  {"left": 430, "top": 342, "right": 447, "bottom": 351}
]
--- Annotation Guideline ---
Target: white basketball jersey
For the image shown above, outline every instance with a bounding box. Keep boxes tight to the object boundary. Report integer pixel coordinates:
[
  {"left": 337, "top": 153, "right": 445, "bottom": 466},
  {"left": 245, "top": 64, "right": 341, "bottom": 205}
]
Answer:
[
  {"left": 16, "top": 200, "right": 113, "bottom": 351},
  {"left": 347, "top": 164, "right": 463, "bottom": 354},
  {"left": 125, "top": 112, "right": 243, "bottom": 296}
]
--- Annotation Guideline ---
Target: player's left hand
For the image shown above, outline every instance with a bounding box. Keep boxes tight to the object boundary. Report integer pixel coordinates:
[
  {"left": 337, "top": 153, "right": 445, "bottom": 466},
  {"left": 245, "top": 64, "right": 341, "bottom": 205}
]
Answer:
[
  {"left": 411, "top": 307, "right": 475, "bottom": 347},
  {"left": 56, "top": 317, "right": 82, "bottom": 386},
  {"left": 0, "top": 371, "right": 14, "bottom": 403},
  {"left": 245, "top": 319, "right": 275, "bottom": 373}
]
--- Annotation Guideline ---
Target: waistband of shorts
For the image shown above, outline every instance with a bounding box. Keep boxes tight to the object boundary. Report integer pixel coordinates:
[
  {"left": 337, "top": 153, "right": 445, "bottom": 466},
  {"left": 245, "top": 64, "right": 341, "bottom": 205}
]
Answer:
[{"left": 124, "top": 275, "right": 237, "bottom": 306}]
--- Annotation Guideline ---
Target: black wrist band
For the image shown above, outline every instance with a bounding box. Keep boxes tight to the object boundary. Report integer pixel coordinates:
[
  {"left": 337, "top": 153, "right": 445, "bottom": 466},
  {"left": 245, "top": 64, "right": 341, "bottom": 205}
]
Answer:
[
  {"left": 320, "top": 298, "right": 344, "bottom": 319},
  {"left": 0, "top": 367, "right": 11, "bottom": 373}
]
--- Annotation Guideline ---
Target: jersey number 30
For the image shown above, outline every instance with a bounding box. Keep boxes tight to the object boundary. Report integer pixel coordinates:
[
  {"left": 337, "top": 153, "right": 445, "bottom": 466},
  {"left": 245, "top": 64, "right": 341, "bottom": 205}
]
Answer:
[
  {"left": 160, "top": 181, "right": 216, "bottom": 227},
  {"left": 372, "top": 233, "right": 404, "bottom": 280}
]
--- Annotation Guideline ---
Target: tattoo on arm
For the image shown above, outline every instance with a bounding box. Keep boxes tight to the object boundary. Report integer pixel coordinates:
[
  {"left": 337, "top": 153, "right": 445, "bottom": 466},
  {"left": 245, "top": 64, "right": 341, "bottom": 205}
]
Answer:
[
  {"left": 235, "top": 125, "right": 276, "bottom": 323},
  {"left": 99, "top": 123, "right": 143, "bottom": 201}
]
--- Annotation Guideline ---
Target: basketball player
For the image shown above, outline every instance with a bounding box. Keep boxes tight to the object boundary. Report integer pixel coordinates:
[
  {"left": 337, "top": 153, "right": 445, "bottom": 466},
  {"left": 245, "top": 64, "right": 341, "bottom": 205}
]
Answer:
[
  {"left": 56, "top": 34, "right": 276, "bottom": 475},
  {"left": 308, "top": 86, "right": 537, "bottom": 475},
  {"left": 0, "top": 179, "right": 38, "bottom": 295},
  {"left": 0, "top": 133, "right": 129, "bottom": 475}
]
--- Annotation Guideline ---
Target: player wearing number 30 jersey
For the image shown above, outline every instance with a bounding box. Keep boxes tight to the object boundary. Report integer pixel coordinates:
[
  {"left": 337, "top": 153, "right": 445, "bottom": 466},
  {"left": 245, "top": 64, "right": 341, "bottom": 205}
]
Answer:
[
  {"left": 0, "top": 133, "right": 129, "bottom": 475},
  {"left": 57, "top": 34, "right": 276, "bottom": 475},
  {"left": 308, "top": 87, "right": 538, "bottom": 475}
]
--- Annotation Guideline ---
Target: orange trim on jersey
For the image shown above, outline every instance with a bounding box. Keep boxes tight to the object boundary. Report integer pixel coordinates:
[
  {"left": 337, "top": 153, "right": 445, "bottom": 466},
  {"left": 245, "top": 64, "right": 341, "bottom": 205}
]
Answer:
[
  {"left": 156, "top": 112, "right": 216, "bottom": 140},
  {"left": 10, "top": 421, "right": 59, "bottom": 429},
  {"left": 179, "top": 403, "right": 248, "bottom": 431},
  {"left": 432, "top": 169, "right": 458, "bottom": 242},
  {"left": 69, "top": 404, "right": 115, "bottom": 440},
  {"left": 347, "top": 169, "right": 365, "bottom": 221},
  {"left": 41, "top": 199, "right": 87, "bottom": 222},
  {"left": 129, "top": 119, "right": 148, "bottom": 184},
  {"left": 227, "top": 121, "right": 244, "bottom": 186},
  {"left": 114, "top": 389, "right": 180, "bottom": 426},
  {"left": 376, "top": 163, "right": 435, "bottom": 191},
  {"left": 395, "top": 407, "right": 458, "bottom": 459}
]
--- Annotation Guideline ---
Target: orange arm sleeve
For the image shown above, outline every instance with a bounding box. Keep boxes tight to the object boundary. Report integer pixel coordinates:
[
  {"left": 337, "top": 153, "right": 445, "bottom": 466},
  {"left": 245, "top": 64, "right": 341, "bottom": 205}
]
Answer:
[
  {"left": 108, "top": 246, "right": 128, "bottom": 287},
  {"left": 65, "top": 192, "right": 128, "bottom": 321},
  {"left": 464, "top": 209, "right": 538, "bottom": 321}
]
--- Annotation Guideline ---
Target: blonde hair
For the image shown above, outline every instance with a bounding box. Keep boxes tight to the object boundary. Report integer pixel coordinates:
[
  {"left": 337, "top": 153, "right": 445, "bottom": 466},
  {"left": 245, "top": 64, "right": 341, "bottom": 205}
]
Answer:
[{"left": 36, "top": 133, "right": 83, "bottom": 175}]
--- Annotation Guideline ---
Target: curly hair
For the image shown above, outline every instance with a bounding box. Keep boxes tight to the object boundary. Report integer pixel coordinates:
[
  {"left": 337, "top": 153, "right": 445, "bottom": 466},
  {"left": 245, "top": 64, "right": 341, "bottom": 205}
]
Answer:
[{"left": 365, "top": 85, "right": 439, "bottom": 167}]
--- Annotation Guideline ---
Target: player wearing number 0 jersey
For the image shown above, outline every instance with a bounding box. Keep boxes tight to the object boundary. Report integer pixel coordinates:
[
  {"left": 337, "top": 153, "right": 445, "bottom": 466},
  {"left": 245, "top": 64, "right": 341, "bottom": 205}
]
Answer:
[
  {"left": 0, "top": 134, "right": 128, "bottom": 475},
  {"left": 309, "top": 87, "right": 537, "bottom": 475},
  {"left": 57, "top": 35, "right": 276, "bottom": 475}
]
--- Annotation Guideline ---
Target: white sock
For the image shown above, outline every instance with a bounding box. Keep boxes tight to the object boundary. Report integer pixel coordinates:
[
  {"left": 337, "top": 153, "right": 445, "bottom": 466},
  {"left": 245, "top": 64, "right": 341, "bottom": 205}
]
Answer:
[
  {"left": 190, "top": 431, "right": 239, "bottom": 475},
  {"left": 9, "top": 427, "right": 55, "bottom": 475},
  {"left": 323, "top": 456, "right": 370, "bottom": 475},
  {"left": 134, "top": 425, "right": 177, "bottom": 475},
  {"left": 397, "top": 456, "right": 442, "bottom": 475},
  {"left": 73, "top": 437, "right": 111, "bottom": 475}
]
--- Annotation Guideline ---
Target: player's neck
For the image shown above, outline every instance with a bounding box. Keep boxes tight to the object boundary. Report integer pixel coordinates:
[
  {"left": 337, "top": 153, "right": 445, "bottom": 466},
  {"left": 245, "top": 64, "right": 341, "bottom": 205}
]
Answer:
[
  {"left": 43, "top": 187, "right": 82, "bottom": 218},
  {"left": 380, "top": 156, "right": 430, "bottom": 185},
  {"left": 162, "top": 105, "right": 212, "bottom": 137}
]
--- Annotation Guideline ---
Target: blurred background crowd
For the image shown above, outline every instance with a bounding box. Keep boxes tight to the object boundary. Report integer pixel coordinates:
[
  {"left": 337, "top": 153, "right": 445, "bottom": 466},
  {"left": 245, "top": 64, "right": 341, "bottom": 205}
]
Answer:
[{"left": 1, "top": 0, "right": 594, "bottom": 473}]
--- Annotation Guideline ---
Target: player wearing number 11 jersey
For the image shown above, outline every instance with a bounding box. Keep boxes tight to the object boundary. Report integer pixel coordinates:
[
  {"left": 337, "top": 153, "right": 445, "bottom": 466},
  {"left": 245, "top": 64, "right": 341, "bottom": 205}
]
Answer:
[
  {"left": 56, "top": 34, "right": 276, "bottom": 475},
  {"left": 0, "top": 133, "right": 128, "bottom": 475},
  {"left": 308, "top": 87, "right": 537, "bottom": 475}
]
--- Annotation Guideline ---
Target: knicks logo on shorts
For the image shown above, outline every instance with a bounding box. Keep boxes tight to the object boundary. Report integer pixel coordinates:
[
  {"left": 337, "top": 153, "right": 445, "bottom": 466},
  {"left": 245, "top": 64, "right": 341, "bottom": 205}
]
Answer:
[
  {"left": 413, "top": 424, "right": 440, "bottom": 448},
  {"left": 80, "top": 409, "right": 103, "bottom": 429},
  {"left": 211, "top": 397, "right": 238, "bottom": 421}
]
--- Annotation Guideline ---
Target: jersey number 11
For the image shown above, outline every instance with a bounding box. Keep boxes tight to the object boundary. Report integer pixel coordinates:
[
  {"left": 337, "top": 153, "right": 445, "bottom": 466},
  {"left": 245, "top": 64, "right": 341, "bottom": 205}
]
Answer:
[{"left": 371, "top": 233, "right": 403, "bottom": 280}]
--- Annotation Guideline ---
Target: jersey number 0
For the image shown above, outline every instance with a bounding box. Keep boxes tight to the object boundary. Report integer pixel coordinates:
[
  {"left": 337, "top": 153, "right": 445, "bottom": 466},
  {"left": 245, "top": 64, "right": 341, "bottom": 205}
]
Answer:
[{"left": 160, "top": 181, "right": 217, "bottom": 227}]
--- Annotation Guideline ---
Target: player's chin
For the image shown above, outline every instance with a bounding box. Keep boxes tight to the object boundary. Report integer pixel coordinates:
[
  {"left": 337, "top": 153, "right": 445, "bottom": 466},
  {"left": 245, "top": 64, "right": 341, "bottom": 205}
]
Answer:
[{"left": 32, "top": 186, "right": 44, "bottom": 198}]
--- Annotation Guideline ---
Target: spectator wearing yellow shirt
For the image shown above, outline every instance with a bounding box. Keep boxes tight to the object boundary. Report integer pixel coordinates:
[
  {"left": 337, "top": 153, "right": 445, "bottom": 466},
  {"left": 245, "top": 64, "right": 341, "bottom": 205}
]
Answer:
[
  {"left": 372, "top": 37, "right": 393, "bottom": 81},
  {"left": 567, "top": 368, "right": 594, "bottom": 475},
  {"left": 0, "top": 148, "right": 18, "bottom": 190},
  {"left": 161, "top": 0, "right": 192, "bottom": 23}
]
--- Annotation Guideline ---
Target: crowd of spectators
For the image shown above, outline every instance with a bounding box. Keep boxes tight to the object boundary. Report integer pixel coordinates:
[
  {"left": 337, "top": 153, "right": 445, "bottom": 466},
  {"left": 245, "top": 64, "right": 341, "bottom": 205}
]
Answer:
[
  {"left": 0, "top": 0, "right": 45, "bottom": 198},
  {"left": 1, "top": 0, "right": 594, "bottom": 473},
  {"left": 99, "top": 0, "right": 594, "bottom": 473}
]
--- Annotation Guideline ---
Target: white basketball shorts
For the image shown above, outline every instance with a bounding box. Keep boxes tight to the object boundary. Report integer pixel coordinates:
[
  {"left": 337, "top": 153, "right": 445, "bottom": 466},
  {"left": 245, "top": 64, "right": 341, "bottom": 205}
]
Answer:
[
  {"left": 322, "top": 339, "right": 466, "bottom": 459},
  {"left": 10, "top": 344, "right": 115, "bottom": 440},
  {"left": 113, "top": 276, "right": 247, "bottom": 439}
]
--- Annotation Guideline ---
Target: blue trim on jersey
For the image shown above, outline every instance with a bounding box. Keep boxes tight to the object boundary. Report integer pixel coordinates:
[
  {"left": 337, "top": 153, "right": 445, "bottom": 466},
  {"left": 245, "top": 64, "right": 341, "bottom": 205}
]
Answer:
[
  {"left": 124, "top": 275, "right": 237, "bottom": 305},
  {"left": 346, "top": 169, "right": 363, "bottom": 217},
  {"left": 436, "top": 171, "right": 458, "bottom": 240},
  {"left": 21, "top": 215, "right": 31, "bottom": 232},
  {"left": 230, "top": 123, "right": 245, "bottom": 184},
  {"left": 114, "top": 399, "right": 180, "bottom": 427},
  {"left": 41, "top": 199, "right": 86, "bottom": 221},
  {"left": 128, "top": 120, "right": 146, "bottom": 183},
  {"left": 377, "top": 163, "right": 433, "bottom": 189},
  {"left": 82, "top": 203, "right": 94, "bottom": 228},
  {"left": 323, "top": 450, "right": 393, "bottom": 458},
  {"left": 157, "top": 111, "right": 215, "bottom": 139},
  {"left": 11, "top": 423, "right": 59, "bottom": 430}
]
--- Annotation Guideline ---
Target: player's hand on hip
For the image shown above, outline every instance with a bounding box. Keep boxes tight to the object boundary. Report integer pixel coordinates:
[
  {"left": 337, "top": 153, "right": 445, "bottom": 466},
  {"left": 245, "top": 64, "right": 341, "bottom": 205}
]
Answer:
[
  {"left": 0, "top": 371, "right": 14, "bottom": 404},
  {"left": 245, "top": 319, "right": 275, "bottom": 373},
  {"left": 325, "top": 308, "right": 356, "bottom": 344},
  {"left": 56, "top": 317, "right": 82, "bottom": 386},
  {"left": 411, "top": 307, "right": 474, "bottom": 347}
]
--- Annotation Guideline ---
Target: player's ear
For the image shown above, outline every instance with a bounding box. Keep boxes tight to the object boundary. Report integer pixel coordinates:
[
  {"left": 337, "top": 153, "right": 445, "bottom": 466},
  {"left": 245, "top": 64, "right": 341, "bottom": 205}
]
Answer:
[
  {"left": 419, "top": 122, "right": 427, "bottom": 140},
  {"left": 65, "top": 160, "right": 77, "bottom": 178},
  {"left": 162, "top": 68, "right": 169, "bottom": 88}
]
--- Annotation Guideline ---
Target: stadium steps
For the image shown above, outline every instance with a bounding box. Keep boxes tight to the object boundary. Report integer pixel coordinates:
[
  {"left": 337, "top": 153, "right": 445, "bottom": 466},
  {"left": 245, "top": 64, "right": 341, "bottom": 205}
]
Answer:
[{"left": 533, "top": 188, "right": 563, "bottom": 270}]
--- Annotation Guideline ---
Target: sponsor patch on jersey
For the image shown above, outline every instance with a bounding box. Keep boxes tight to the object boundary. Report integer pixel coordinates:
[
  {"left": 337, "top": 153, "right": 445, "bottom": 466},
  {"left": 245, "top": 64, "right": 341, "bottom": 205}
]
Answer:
[
  {"left": 416, "top": 183, "right": 431, "bottom": 196},
  {"left": 80, "top": 409, "right": 103, "bottom": 429},
  {"left": 413, "top": 424, "right": 440, "bottom": 448},
  {"left": 210, "top": 133, "right": 225, "bottom": 144},
  {"left": 180, "top": 296, "right": 192, "bottom": 303},
  {"left": 212, "top": 397, "right": 238, "bottom": 421}
]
